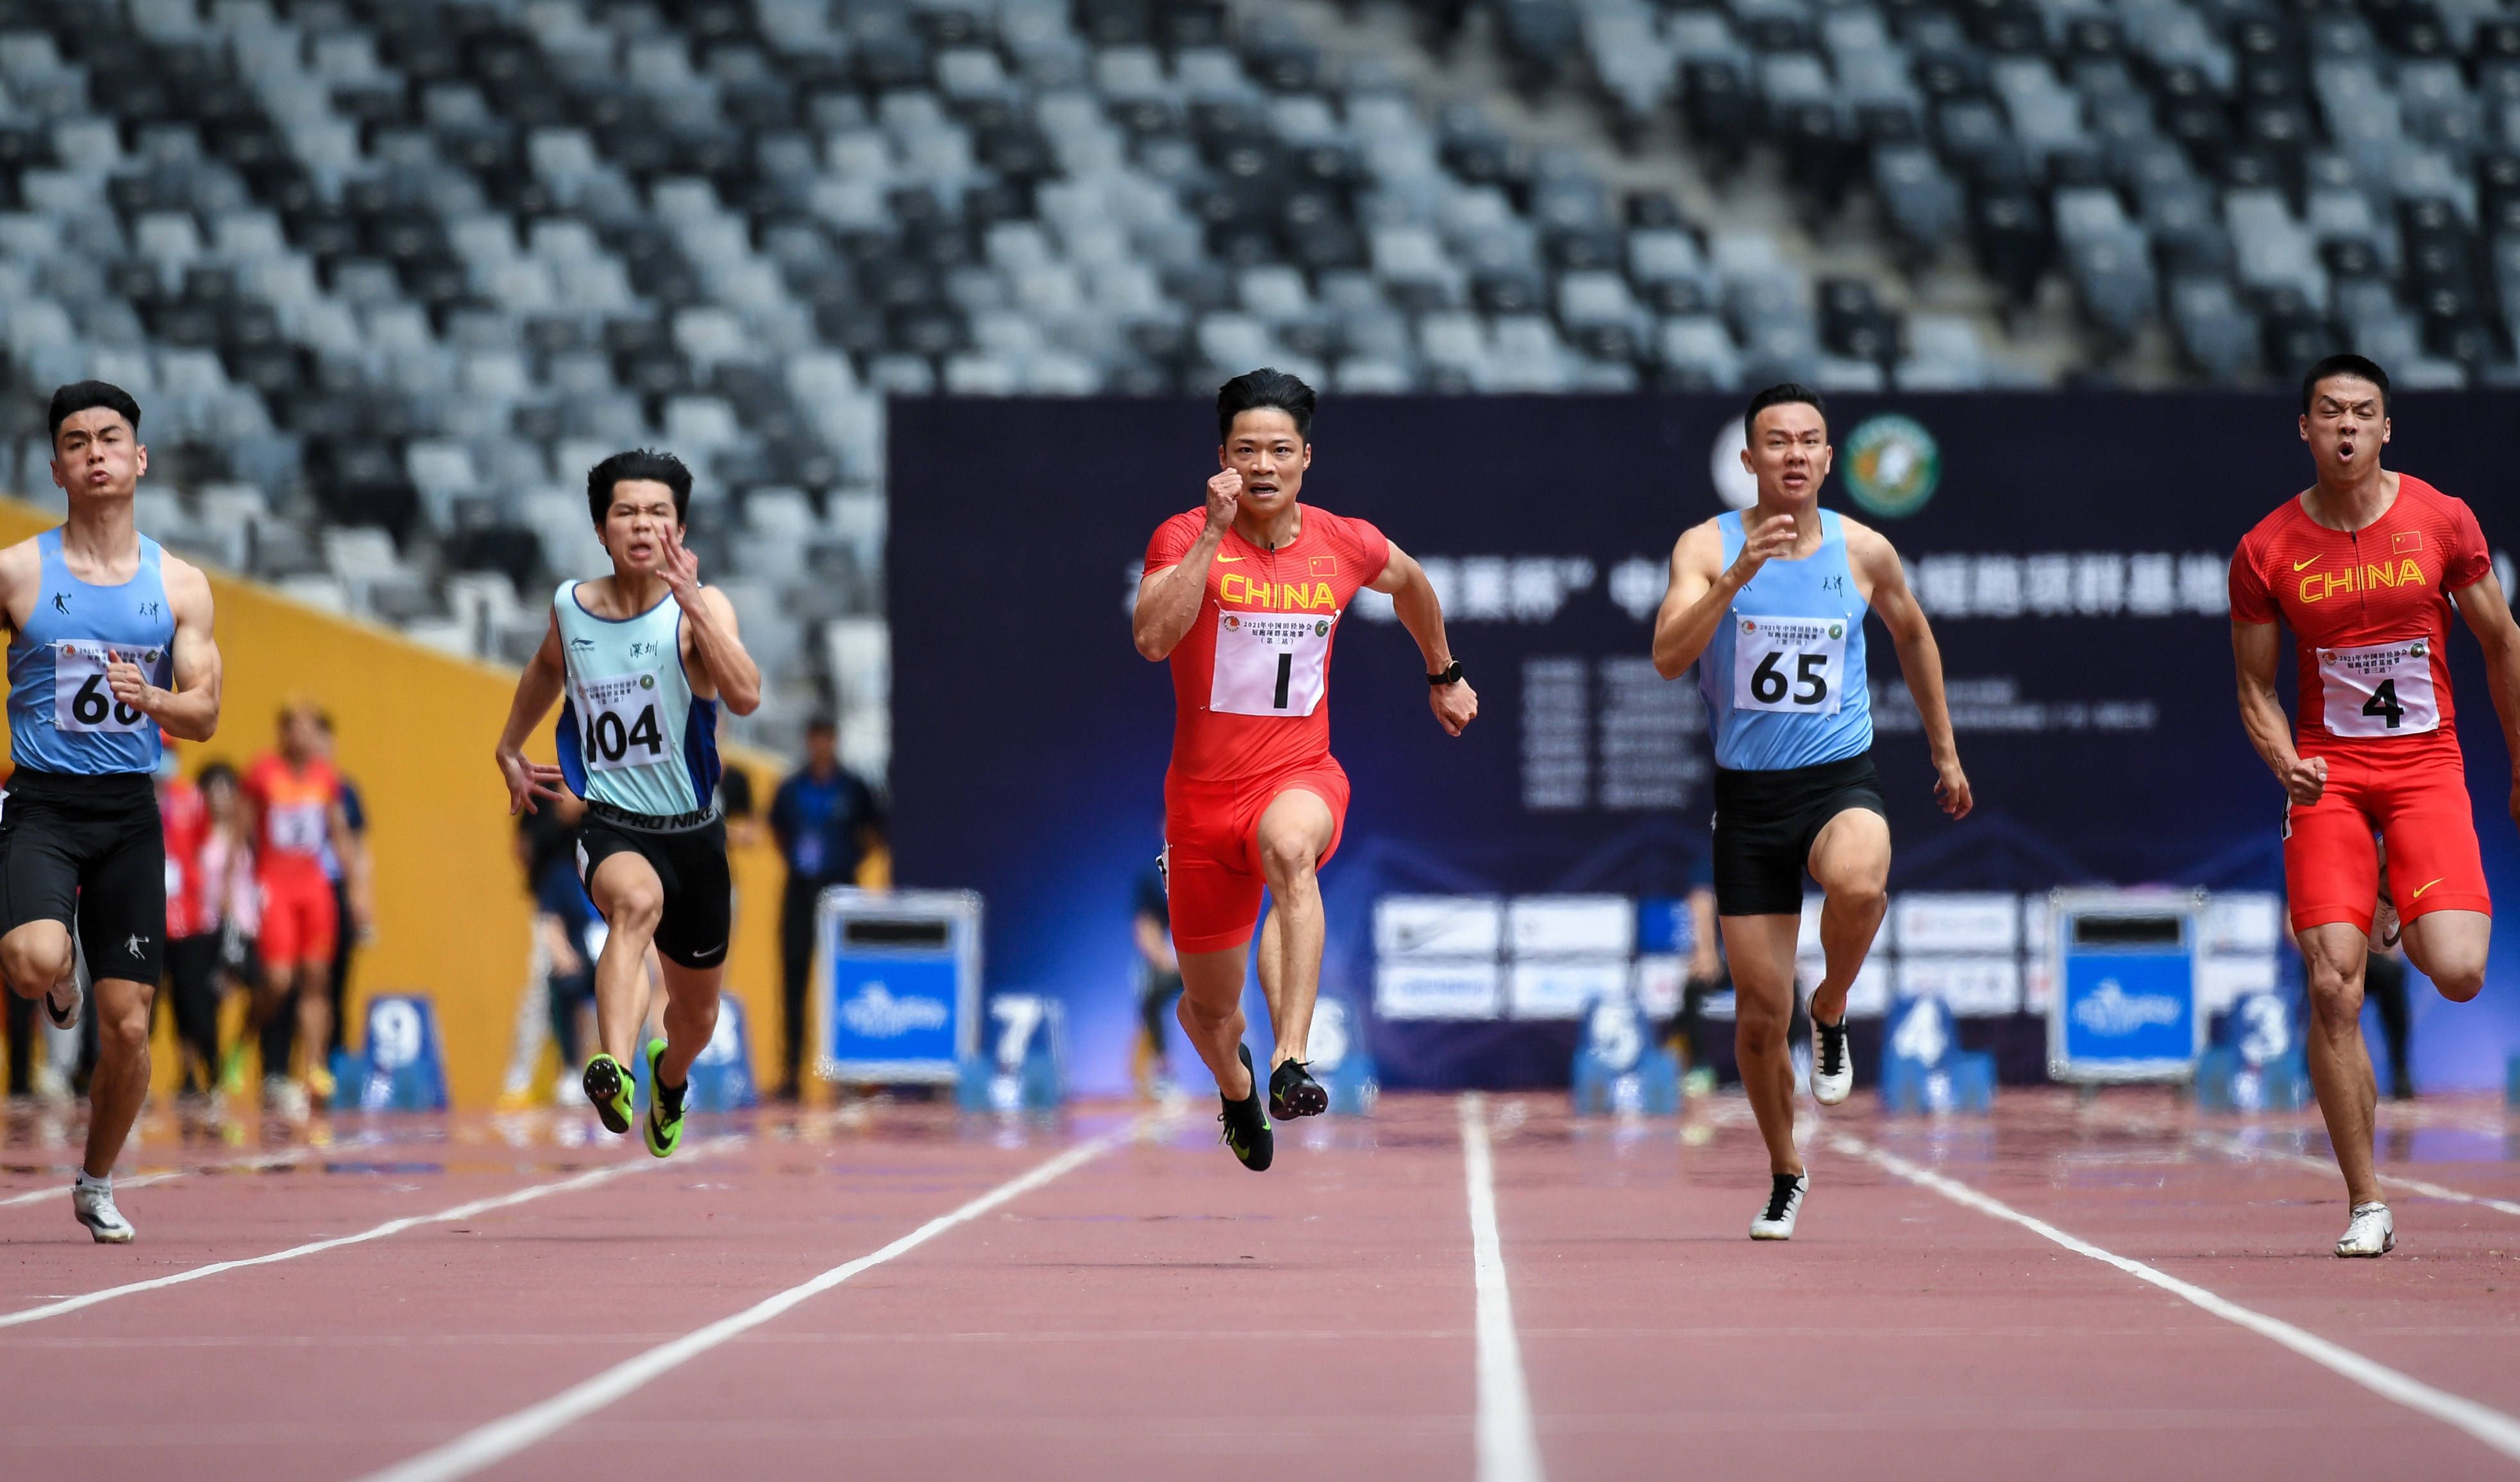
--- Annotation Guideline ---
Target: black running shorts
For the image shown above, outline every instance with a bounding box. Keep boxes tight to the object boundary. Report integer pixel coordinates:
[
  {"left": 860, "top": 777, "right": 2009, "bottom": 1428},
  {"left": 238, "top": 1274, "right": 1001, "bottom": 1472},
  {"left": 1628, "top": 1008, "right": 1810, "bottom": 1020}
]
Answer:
[
  {"left": 1710, "top": 752, "right": 1888, "bottom": 918},
  {"left": 0, "top": 769, "right": 165, "bottom": 982},
  {"left": 576, "top": 807, "right": 732, "bottom": 970}
]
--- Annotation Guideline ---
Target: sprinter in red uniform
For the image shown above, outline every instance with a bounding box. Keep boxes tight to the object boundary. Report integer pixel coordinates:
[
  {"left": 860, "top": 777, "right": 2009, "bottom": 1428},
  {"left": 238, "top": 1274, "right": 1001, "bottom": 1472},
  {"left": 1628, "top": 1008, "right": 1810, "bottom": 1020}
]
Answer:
[
  {"left": 2231, "top": 353, "right": 2520, "bottom": 1258},
  {"left": 1134, "top": 369, "right": 1478, "bottom": 1170}
]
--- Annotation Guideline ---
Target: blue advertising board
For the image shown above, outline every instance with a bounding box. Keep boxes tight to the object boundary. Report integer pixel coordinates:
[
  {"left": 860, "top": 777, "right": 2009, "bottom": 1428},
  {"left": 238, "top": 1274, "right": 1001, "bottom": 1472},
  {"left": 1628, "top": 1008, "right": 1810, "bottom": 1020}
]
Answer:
[
  {"left": 816, "top": 888, "right": 981, "bottom": 1082},
  {"left": 2049, "top": 891, "right": 2206, "bottom": 1082}
]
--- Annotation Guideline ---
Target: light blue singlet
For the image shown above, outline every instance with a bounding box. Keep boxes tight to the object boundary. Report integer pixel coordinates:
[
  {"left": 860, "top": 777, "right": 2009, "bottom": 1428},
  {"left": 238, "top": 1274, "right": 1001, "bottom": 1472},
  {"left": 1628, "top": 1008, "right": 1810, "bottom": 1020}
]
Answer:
[
  {"left": 7, "top": 528, "right": 176, "bottom": 776},
  {"left": 553, "top": 580, "right": 720, "bottom": 817},
  {"left": 1697, "top": 509, "right": 1874, "bottom": 772}
]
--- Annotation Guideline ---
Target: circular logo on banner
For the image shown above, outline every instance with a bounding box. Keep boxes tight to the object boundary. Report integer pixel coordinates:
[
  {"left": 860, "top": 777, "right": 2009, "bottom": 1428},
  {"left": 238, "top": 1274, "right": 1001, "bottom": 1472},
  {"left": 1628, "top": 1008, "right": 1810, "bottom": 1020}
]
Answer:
[
  {"left": 1842, "top": 414, "right": 1942, "bottom": 518},
  {"left": 1314, "top": 619, "right": 1330, "bottom": 636},
  {"left": 639, "top": 674, "right": 656, "bottom": 689},
  {"left": 1828, "top": 622, "right": 1844, "bottom": 639},
  {"left": 1708, "top": 420, "right": 1759, "bottom": 510},
  {"left": 1223, "top": 616, "right": 1240, "bottom": 630}
]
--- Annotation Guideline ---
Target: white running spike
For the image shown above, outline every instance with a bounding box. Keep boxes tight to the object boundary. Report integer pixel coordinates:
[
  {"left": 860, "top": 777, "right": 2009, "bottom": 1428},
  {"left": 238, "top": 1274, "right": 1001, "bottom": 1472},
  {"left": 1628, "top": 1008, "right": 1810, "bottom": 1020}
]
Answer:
[{"left": 2336, "top": 1202, "right": 2394, "bottom": 1258}]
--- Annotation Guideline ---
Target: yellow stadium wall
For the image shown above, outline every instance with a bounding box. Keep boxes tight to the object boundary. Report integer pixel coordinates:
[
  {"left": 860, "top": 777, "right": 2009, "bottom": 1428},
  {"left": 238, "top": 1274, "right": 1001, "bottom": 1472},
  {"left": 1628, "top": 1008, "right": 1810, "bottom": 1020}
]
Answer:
[{"left": 0, "top": 496, "right": 815, "bottom": 1108}]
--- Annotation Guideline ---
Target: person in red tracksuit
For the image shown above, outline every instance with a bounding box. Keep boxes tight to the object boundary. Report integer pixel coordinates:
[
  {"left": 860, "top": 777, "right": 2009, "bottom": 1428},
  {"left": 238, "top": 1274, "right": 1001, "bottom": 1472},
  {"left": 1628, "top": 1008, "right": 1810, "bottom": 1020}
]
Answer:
[{"left": 2231, "top": 352, "right": 2520, "bottom": 1259}]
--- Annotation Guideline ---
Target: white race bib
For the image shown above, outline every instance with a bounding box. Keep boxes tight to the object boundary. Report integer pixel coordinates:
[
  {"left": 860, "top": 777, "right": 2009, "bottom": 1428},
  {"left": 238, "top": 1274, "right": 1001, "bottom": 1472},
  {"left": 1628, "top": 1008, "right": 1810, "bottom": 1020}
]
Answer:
[
  {"left": 1209, "top": 610, "right": 1334, "bottom": 718},
  {"left": 1731, "top": 614, "right": 1847, "bottom": 715},
  {"left": 267, "top": 800, "right": 326, "bottom": 853},
  {"left": 576, "top": 671, "right": 670, "bottom": 771},
  {"left": 52, "top": 641, "right": 153, "bottom": 732},
  {"left": 2319, "top": 638, "right": 2439, "bottom": 737}
]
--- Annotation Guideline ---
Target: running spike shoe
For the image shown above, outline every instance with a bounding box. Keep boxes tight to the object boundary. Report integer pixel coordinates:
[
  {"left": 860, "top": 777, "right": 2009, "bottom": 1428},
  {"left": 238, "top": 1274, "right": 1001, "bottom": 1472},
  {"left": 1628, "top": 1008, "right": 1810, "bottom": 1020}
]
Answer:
[
  {"left": 1218, "top": 1045, "right": 1273, "bottom": 1172},
  {"left": 643, "top": 1038, "right": 685, "bottom": 1159},
  {"left": 2335, "top": 1201, "right": 2394, "bottom": 1258},
  {"left": 1811, "top": 1014, "right": 1852, "bottom": 1106},
  {"left": 1749, "top": 1172, "right": 1808, "bottom": 1240},
  {"left": 73, "top": 1181, "right": 134, "bottom": 1243},
  {"left": 1268, "top": 1057, "right": 1328, "bottom": 1120},
  {"left": 583, "top": 1052, "right": 633, "bottom": 1135}
]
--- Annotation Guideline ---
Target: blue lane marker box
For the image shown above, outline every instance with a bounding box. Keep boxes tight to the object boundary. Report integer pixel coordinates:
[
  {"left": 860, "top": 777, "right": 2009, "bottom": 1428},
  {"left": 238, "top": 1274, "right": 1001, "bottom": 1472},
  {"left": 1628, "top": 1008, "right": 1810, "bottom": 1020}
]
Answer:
[
  {"left": 355, "top": 993, "right": 448, "bottom": 1112},
  {"left": 1307, "top": 997, "right": 1378, "bottom": 1115},
  {"left": 1570, "top": 993, "right": 1681, "bottom": 1116},
  {"left": 2197, "top": 993, "right": 2308, "bottom": 1111},
  {"left": 955, "top": 993, "right": 1066, "bottom": 1113},
  {"left": 1880, "top": 995, "right": 1994, "bottom": 1115}
]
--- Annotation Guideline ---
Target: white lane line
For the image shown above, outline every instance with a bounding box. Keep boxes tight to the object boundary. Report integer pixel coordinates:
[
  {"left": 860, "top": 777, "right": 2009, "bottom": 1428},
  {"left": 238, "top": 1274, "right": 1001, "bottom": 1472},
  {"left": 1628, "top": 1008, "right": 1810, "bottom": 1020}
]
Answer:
[
  {"left": 352, "top": 1117, "right": 1154, "bottom": 1482},
  {"left": 1838, "top": 1133, "right": 2520, "bottom": 1462},
  {"left": 0, "top": 1149, "right": 315, "bottom": 1208},
  {"left": 0, "top": 1138, "right": 739, "bottom": 1331},
  {"left": 1459, "top": 1093, "right": 1545, "bottom": 1482},
  {"left": 2188, "top": 1129, "right": 2520, "bottom": 1218}
]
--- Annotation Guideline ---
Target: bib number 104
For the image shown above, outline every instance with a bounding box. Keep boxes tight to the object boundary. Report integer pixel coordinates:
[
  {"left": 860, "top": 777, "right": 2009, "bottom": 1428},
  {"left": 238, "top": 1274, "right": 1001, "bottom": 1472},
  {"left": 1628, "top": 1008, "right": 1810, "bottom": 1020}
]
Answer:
[{"left": 585, "top": 703, "right": 664, "bottom": 766}]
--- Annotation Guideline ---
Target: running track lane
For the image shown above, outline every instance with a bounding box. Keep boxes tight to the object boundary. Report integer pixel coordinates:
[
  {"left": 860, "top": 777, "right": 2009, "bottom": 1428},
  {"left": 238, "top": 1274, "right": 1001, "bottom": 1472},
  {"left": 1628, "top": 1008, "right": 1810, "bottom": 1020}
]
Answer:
[
  {"left": 364, "top": 1099, "right": 1489, "bottom": 1481},
  {"left": 1490, "top": 1097, "right": 2520, "bottom": 1479},
  {"left": 1895, "top": 1104, "right": 2520, "bottom": 1426}
]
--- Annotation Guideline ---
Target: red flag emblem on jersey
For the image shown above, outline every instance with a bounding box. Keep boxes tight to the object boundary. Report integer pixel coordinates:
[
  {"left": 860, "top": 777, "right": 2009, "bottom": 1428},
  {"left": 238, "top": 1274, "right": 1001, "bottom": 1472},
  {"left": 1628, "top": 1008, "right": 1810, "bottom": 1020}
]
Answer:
[
  {"left": 1309, "top": 555, "right": 1338, "bottom": 578},
  {"left": 2393, "top": 530, "right": 2423, "bottom": 553}
]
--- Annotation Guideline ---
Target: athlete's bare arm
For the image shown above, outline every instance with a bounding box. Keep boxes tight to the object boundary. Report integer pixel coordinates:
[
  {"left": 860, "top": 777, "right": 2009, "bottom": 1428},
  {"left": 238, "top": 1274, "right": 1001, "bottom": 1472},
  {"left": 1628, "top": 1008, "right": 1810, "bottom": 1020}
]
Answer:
[
  {"left": 328, "top": 799, "right": 375, "bottom": 932},
  {"left": 1845, "top": 521, "right": 1971, "bottom": 818},
  {"left": 1650, "top": 513, "right": 1798, "bottom": 680},
  {"left": 659, "top": 524, "right": 760, "bottom": 715},
  {"left": 1133, "top": 470, "right": 1241, "bottom": 660},
  {"left": 0, "top": 536, "right": 39, "bottom": 642},
  {"left": 106, "top": 553, "right": 220, "bottom": 742},
  {"left": 1368, "top": 541, "right": 1478, "bottom": 736},
  {"left": 2449, "top": 572, "right": 2520, "bottom": 828},
  {"left": 493, "top": 609, "right": 570, "bottom": 816},
  {"left": 2231, "top": 619, "right": 2327, "bottom": 804}
]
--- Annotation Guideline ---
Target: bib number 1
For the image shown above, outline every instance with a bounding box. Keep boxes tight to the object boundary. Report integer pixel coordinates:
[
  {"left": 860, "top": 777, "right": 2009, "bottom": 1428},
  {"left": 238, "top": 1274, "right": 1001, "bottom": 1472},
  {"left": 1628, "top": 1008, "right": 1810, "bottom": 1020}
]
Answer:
[
  {"left": 577, "top": 672, "right": 669, "bottom": 771},
  {"left": 53, "top": 642, "right": 150, "bottom": 732},
  {"left": 1732, "top": 614, "right": 1847, "bottom": 716},
  {"left": 1210, "top": 610, "right": 1334, "bottom": 718}
]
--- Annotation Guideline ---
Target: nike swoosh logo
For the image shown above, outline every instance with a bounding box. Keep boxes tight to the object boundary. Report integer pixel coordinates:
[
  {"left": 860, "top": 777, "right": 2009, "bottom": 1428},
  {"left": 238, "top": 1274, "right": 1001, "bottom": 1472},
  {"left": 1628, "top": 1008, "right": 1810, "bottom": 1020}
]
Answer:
[
  {"left": 2411, "top": 877, "right": 2446, "bottom": 900},
  {"left": 2293, "top": 557, "right": 2321, "bottom": 571},
  {"left": 1216, "top": 555, "right": 1245, "bottom": 563}
]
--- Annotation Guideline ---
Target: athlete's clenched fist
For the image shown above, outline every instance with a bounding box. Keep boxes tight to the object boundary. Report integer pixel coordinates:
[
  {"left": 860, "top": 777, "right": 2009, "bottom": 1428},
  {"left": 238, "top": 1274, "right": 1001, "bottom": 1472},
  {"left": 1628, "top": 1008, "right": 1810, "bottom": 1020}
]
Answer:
[
  {"left": 1204, "top": 469, "right": 1243, "bottom": 531},
  {"left": 1730, "top": 511, "right": 1799, "bottom": 582}
]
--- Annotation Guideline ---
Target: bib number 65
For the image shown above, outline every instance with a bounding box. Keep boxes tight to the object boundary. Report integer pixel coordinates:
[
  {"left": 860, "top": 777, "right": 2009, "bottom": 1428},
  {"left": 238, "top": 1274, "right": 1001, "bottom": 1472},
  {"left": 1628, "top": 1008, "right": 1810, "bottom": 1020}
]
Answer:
[{"left": 1749, "top": 650, "right": 1830, "bottom": 706}]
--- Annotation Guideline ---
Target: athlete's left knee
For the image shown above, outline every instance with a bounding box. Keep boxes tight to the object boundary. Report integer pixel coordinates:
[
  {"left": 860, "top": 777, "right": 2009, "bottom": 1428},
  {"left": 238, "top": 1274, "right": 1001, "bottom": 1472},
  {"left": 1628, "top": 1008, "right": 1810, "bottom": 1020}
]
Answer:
[
  {"left": 1822, "top": 879, "right": 1887, "bottom": 921},
  {"left": 1256, "top": 832, "right": 1320, "bottom": 892},
  {"left": 2426, "top": 955, "right": 2487, "bottom": 1004},
  {"left": 95, "top": 990, "right": 151, "bottom": 1057}
]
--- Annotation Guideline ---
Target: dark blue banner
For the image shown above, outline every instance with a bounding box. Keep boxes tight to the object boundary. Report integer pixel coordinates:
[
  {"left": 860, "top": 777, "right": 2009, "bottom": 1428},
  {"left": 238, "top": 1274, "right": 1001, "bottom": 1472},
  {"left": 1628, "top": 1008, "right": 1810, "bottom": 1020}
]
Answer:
[{"left": 889, "top": 393, "right": 2520, "bottom": 1095}]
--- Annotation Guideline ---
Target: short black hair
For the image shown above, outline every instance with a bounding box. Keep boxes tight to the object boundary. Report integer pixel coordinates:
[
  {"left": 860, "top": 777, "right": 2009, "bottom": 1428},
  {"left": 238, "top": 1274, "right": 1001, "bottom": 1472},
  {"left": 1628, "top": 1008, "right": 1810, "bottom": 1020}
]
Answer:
[
  {"left": 586, "top": 448, "right": 694, "bottom": 526},
  {"left": 196, "top": 759, "right": 238, "bottom": 793},
  {"left": 49, "top": 381, "right": 142, "bottom": 443},
  {"left": 2301, "top": 353, "right": 2390, "bottom": 416},
  {"left": 1743, "top": 383, "right": 1826, "bottom": 444},
  {"left": 803, "top": 714, "right": 838, "bottom": 737},
  {"left": 1216, "top": 367, "right": 1316, "bottom": 444}
]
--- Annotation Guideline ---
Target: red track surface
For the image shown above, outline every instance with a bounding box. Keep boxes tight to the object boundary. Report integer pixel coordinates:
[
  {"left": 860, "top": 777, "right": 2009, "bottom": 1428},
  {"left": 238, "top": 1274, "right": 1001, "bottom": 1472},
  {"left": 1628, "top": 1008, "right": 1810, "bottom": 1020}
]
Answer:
[{"left": 5, "top": 1089, "right": 2520, "bottom": 1479}]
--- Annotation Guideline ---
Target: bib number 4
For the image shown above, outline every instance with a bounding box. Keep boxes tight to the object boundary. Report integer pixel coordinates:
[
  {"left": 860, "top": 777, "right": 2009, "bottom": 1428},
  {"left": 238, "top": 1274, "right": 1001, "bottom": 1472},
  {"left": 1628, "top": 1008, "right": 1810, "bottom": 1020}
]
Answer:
[
  {"left": 1733, "top": 615, "right": 1847, "bottom": 716},
  {"left": 52, "top": 642, "right": 150, "bottom": 732},
  {"left": 2319, "top": 639, "right": 2438, "bottom": 739}
]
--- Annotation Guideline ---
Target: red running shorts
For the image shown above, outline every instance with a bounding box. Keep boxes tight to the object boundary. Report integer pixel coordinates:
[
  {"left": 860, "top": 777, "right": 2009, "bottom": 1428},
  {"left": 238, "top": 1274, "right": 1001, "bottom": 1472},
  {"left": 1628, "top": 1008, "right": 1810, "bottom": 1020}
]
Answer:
[
  {"left": 1163, "top": 759, "right": 1351, "bottom": 955},
  {"left": 2284, "top": 746, "right": 2492, "bottom": 935},
  {"left": 257, "top": 866, "right": 339, "bottom": 966}
]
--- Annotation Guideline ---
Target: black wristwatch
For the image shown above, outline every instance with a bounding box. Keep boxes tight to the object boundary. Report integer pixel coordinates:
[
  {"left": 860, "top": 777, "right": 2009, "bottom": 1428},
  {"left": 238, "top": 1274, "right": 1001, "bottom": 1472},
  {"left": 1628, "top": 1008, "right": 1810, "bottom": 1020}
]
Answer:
[{"left": 1428, "top": 659, "right": 1465, "bottom": 687}]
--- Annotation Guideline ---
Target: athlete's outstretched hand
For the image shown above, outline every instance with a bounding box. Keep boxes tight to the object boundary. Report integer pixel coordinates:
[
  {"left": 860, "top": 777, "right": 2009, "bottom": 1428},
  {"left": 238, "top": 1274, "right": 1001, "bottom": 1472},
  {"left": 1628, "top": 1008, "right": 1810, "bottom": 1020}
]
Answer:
[
  {"left": 1431, "top": 677, "right": 1479, "bottom": 736},
  {"left": 657, "top": 523, "right": 703, "bottom": 603},
  {"left": 496, "top": 746, "right": 567, "bottom": 816},
  {"left": 1204, "top": 469, "right": 1243, "bottom": 532},
  {"left": 1932, "top": 754, "right": 1973, "bottom": 820},
  {"left": 2278, "top": 754, "right": 2328, "bottom": 806},
  {"left": 1728, "top": 512, "right": 1799, "bottom": 584}
]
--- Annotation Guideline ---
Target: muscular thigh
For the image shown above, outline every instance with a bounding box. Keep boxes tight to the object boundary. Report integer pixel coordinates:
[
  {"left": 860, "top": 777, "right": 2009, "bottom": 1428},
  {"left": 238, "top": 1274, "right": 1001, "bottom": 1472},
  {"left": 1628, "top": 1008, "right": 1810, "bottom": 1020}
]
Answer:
[{"left": 1806, "top": 806, "right": 1890, "bottom": 894}]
